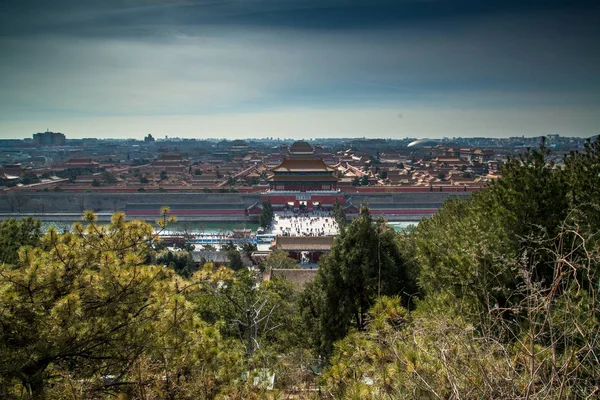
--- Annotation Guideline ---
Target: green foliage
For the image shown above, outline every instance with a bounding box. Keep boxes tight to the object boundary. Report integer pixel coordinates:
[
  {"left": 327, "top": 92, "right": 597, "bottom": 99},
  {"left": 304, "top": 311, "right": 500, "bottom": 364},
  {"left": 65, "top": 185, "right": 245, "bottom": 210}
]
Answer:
[
  {"left": 241, "top": 242, "right": 258, "bottom": 254},
  {"left": 0, "top": 214, "right": 165, "bottom": 394},
  {"left": 376, "top": 139, "right": 600, "bottom": 398},
  {"left": 0, "top": 217, "right": 42, "bottom": 264},
  {"left": 91, "top": 178, "right": 100, "bottom": 187},
  {"left": 301, "top": 206, "right": 417, "bottom": 358},
  {"left": 192, "top": 269, "right": 306, "bottom": 359},
  {"left": 139, "top": 175, "right": 149, "bottom": 183},
  {"left": 413, "top": 196, "right": 515, "bottom": 320},
  {"left": 332, "top": 198, "right": 347, "bottom": 227},
  {"left": 130, "top": 158, "right": 150, "bottom": 166},
  {"left": 101, "top": 170, "right": 117, "bottom": 184},
  {"left": 160, "top": 170, "right": 168, "bottom": 180},
  {"left": 227, "top": 249, "right": 245, "bottom": 271},
  {"left": 55, "top": 167, "right": 94, "bottom": 182},
  {"left": 413, "top": 139, "right": 600, "bottom": 322},
  {"left": 0, "top": 213, "right": 249, "bottom": 399},
  {"left": 260, "top": 249, "right": 299, "bottom": 271},
  {"left": 484, "top": 141, "right": 568, "bottom": 240},
  {"left": 321, "top": 224, "right": 600, "bottom": 399},
  {"left": 21, "top": 172, "right": 40, "bottom": 185},
  {"left": 562, "top": 138, "right": 600, "bottom": 229},
  {"left": 259, "top": 200, "right": 273, "bottom": 229},
  {"left": 221, "top": 240, "right": 236, "bottom": 251},
  {"left": 156, "top": 249, "right": 196, "bottom": 277},
  {"left": 322, "top": 296, "right": 519, "bottom": 399}
]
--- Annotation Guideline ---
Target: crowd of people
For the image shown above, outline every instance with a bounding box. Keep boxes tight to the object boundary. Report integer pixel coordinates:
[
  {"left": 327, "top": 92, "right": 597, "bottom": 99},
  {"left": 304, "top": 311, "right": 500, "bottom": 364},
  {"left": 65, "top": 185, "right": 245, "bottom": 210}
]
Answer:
[{"left": 271, "top": 209, "right": 339, "bottom": 237}]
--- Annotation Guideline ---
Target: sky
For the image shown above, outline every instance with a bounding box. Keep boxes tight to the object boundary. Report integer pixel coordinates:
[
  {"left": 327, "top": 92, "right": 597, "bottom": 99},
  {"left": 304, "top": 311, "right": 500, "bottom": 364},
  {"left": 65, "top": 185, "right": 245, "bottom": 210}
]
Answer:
[{"left": 0, "top": 0, "right": 599, "bottom": 140}]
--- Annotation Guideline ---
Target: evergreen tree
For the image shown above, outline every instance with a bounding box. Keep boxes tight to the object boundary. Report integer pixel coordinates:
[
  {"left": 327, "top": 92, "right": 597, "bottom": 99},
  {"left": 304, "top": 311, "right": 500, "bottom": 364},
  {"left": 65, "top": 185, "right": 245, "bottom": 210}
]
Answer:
[
  {"left": 0, "top": 213, "right": 175, "bottom": 396},
  {"left": 483, "top": 139, "right": 569, "bottom": 243},
  {"left": 155, "top": 248, "right": 196, "bottom": 277},
  {"left": 413, "top": 138, "right": 600, "bottom": 333},
  {"left": 260, "top": 249, "right": 299, "bottom": 271},
  {"left": 227, "top": 248, "right": 245, "bottom": 271},
  {"left": 0, "top": 217, "right": 42, "bottom": 264},
  {"left": 562, "top": 137, "right": 600, "bottom": 230},
  {"left": 259, "top": 200, "right": 273, "bottom": 228},
  {"left": 101, "top": 170, "right": 117, "bottom": 184},
  {"left": 0, "top": 213, "right": 246, "bottom": 398},
  {"left": 332, "top": 198, "right": 347, "bottom": 227},
  {"left": 301, "top": 206, "right": 417, "bottom": 357}
]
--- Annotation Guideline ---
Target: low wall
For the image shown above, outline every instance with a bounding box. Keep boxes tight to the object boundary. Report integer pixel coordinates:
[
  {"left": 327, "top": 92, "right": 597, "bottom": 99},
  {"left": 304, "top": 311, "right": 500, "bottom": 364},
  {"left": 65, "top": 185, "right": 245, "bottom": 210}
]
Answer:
[
  {"left": 345, "top": 192, "right": 472, "bottom": 206},
  {"left": 0, "top": 190, "right": 472, "bottom": 219},
  {"left": 0, "top": 192, "right": 262, "bottom": 214}
]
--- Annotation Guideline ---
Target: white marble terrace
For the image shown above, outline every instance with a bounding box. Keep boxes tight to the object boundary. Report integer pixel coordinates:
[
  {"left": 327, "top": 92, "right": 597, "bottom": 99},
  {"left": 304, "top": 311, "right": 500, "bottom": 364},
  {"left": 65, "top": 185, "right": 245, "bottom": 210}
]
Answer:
[{"left": 269, "top": 210, "right": 339, "bottom": 237}]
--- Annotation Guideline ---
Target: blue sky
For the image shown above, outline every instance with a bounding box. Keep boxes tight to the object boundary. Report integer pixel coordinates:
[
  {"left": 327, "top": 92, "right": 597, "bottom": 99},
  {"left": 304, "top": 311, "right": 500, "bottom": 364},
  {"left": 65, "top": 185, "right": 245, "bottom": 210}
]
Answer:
[{"left": 0, "top": 0, "right": 598, "bottom": 139}]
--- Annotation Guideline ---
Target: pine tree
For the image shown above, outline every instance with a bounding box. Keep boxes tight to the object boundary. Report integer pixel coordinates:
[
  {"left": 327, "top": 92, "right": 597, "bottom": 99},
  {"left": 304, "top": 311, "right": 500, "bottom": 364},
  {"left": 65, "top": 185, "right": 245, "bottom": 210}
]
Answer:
[
  {"left": 301, "top": 206, "right": 417, "bottom": 357},
  {"left": 259, "top": 200, "right": 273, "bottom": 228}
]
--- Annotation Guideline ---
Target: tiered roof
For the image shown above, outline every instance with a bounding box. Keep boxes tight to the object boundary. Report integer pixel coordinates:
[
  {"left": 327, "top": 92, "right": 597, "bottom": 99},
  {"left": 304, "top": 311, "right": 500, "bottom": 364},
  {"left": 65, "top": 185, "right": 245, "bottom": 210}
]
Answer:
[
  {"left": 271, "top": 159, "right": 336, "bottom": 173},
  {"left": 270, "top": 175, "right": 338, "bottom": 183},
  {"left": 288, "top": 140, "right": 314, "bottom": 155}
]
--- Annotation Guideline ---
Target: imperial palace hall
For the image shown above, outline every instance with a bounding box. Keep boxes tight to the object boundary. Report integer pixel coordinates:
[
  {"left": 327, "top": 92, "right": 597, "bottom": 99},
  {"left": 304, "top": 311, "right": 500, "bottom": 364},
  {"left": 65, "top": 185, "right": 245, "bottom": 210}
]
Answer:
[{"left": 263, "top": 141, "right": 343, "bottom": 210}]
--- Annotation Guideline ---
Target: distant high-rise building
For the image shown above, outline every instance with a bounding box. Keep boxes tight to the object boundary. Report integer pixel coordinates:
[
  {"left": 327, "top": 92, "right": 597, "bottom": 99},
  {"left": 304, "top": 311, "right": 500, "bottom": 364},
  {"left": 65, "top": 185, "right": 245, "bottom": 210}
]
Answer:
[
  {"left": 33, "top": 131, "right": 66, "bottom": 146},
  {"left": 144, "top": 134, "right": 155, "bottom": 143}
]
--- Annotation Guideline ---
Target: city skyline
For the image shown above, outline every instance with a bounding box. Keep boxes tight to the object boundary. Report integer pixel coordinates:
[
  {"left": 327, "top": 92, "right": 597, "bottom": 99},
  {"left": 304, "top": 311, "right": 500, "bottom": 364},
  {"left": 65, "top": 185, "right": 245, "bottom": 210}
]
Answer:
[{"left": 1, "top": 0, "right": 599, "bottom": 139}]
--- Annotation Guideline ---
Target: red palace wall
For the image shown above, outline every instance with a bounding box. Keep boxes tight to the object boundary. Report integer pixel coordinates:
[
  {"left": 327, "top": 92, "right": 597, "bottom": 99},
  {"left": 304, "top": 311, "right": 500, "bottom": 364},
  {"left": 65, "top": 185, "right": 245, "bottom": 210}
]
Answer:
[
  {"left": 269, "top": 184, "right": 336, "bottom": 191},
  {"left": 125, "top": 210, "right": 247, "bottom": 216},
  {"left": 345, "top": 186, "right": 481, "bottom": 193},
  {"left": 262, "top": 194, "right": 345, "bottom": 208}
]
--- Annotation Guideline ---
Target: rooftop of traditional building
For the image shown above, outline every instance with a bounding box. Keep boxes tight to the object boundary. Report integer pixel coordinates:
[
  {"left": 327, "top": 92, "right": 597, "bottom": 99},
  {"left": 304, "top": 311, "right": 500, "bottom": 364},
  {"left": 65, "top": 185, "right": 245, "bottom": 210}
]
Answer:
[
  {"left": 271, "top": 236, "right": 335, "bottom": 251},
  {"left": 288, "top": 140, "right": 314, "bottom": 154},
  {"left": 269, "top": 175, "right": 338, "bottom": 182},
  {"left": 271, "top": 158, "right": 336, "bottom": 173}
]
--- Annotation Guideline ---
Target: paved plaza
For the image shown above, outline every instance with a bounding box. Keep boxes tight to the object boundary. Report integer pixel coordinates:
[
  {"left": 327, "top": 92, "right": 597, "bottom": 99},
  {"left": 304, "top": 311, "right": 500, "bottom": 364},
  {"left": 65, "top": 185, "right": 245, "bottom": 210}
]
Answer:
[{"left": 270, "top": 210, "right": 339, "bottom": 237}]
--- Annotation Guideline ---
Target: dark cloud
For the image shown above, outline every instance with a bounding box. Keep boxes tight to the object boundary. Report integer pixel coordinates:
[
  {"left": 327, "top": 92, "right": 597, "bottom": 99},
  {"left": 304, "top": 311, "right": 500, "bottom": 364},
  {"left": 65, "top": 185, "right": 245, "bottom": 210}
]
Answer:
[
  {"left": 0, "top": 0, "right": 598, "bottom": 138},
  {"left": 1, "top": 0, "right": 598, "bottom": 38}
]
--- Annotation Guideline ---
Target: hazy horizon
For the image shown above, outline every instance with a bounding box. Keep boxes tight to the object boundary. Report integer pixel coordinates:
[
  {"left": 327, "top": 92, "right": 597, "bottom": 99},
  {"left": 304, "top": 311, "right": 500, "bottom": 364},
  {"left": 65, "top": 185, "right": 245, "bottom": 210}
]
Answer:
[{"left": 1, "top": 0, "right": 599, "bottom": 140}]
